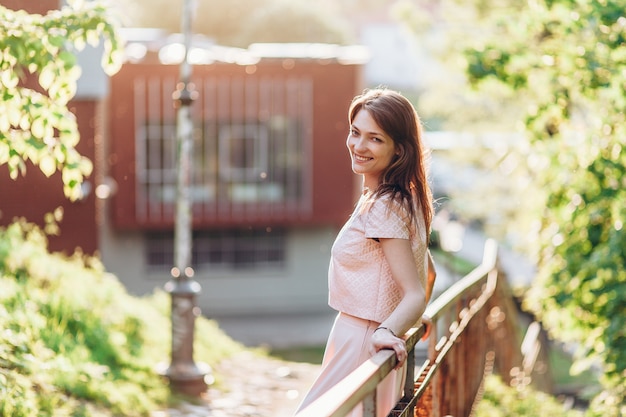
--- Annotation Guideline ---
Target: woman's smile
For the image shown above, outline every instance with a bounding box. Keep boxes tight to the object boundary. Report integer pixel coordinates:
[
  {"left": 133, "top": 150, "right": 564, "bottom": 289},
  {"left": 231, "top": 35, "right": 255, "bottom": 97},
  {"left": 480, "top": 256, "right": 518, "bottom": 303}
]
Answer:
[{"left": 353, "top": 153, "right": 373, "bottom": 163}]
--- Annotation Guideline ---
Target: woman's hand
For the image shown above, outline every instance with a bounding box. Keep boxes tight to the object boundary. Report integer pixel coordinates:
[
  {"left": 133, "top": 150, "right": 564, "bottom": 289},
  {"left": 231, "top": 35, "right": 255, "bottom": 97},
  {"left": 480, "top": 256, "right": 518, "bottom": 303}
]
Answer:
[{"left": 369, "top": 327, "right": 407, "bottom": 369}]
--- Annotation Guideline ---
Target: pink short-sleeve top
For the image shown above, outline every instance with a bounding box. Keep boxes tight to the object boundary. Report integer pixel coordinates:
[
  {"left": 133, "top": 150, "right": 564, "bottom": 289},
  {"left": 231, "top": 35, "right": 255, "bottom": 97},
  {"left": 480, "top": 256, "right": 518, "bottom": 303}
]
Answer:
[{"left": 328, "top": 192, "right": 428, "bottom": 323}]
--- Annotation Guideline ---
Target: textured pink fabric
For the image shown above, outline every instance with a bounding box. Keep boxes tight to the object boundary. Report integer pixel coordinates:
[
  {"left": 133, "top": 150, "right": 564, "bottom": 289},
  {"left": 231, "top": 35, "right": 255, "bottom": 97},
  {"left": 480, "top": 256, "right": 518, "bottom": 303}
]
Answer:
[
  {"left": 295, "top": 313, "right": 406, "bottom": 417},
  {"left": 328, "top": 192, "right": 428, "bottom": 323}
]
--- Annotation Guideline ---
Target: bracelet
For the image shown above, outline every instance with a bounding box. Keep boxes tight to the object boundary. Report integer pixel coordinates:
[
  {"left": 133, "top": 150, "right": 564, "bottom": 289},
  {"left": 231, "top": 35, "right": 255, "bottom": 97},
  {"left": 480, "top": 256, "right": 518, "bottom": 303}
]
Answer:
[{"left": 374, "top": 326, "right": 397, "bottom": 338}]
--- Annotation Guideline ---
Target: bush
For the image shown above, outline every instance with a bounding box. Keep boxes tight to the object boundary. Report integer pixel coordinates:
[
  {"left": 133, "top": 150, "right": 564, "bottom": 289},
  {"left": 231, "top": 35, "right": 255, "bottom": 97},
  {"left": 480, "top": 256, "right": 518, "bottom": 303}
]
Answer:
[
  {"left": 0, "top": 221, "right": 243, "bottom": 417},
  {"left": 475, "top": 374, "right": 585, "bottom": 417}
]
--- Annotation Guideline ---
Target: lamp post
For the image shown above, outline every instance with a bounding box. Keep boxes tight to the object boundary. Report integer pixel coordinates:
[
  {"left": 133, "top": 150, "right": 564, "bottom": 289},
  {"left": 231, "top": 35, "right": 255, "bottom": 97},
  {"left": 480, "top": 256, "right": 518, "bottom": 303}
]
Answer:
[{"left": 162, "top": 0, "right": 209, "bottom": 397}]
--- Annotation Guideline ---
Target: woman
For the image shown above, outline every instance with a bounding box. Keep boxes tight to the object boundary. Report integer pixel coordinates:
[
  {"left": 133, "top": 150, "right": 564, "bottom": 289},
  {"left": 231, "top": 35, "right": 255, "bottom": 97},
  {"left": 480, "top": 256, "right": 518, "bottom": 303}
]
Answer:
[{"left": 295, "top": 88, "right": 436, "bottom": 417}]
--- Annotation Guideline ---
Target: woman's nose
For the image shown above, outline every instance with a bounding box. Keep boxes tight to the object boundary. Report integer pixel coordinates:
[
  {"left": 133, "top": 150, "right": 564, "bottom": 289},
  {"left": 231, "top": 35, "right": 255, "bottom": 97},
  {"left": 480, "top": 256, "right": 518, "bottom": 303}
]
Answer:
[{"left": 351, "top": 136, "right": 366, "bottom": 151}]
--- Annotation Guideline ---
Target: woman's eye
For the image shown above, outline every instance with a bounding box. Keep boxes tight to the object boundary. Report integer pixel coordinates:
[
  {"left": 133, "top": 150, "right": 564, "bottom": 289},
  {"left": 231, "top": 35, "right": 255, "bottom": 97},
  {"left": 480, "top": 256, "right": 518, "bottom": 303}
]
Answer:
[{"left": 350, "top": 129, "right": 358, "bottom": 136}]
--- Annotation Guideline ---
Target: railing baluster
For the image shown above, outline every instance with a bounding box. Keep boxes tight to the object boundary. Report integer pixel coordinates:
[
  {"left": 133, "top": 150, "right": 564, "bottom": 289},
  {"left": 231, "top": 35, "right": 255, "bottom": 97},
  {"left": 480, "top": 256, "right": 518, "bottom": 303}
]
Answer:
[
  {"left": 404, "top": 344, "right": 415, "bottom": 400},
  {"left": 363, "top": 390, "right": 376, "bottom": 417}
]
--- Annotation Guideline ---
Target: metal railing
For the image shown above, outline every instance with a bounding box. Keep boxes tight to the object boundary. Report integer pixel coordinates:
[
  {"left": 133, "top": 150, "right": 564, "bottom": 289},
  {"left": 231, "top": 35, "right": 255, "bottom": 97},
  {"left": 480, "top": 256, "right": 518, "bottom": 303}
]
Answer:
[{"left": 295, "top": 239, "right": 516, "bottom": 417}]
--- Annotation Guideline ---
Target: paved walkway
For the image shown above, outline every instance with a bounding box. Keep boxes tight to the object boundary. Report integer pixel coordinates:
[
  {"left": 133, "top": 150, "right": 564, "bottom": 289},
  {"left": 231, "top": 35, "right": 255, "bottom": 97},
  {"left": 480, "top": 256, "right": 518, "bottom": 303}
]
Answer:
[{"left": 152, "top": 351, "right": 320, "bottom": 417}]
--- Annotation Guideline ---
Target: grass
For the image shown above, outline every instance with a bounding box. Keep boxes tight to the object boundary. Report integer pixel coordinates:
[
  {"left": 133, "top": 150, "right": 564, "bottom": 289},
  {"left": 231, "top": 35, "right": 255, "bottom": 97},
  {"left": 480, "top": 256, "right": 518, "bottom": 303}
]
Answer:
[
  {"left": 549, "top": 343, "right": 601, "bottom": 405},
  {"left": 550, "top": 345, "right": 595, "bottom": 387},
  {"left": 0, "top": 220, "right": 245, "bottom": 417},
  {"left": 270, "top": 345, "right": 325, "bottom": 365},
  {"left": 475, "top": 374, "right": 585, "bottom": 417}
]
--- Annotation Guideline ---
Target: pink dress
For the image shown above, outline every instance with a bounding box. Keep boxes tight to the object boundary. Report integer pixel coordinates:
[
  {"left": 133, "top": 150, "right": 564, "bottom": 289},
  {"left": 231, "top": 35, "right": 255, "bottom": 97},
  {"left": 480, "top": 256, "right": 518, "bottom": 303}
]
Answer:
[{"left": 295, "top": 192, "right": 428, "bottom": 417}]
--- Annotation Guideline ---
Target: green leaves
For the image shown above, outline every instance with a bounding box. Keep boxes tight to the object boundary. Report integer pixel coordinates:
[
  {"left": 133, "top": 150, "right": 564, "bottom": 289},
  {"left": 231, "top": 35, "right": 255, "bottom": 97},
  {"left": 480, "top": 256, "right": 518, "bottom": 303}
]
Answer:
[
  {"left": 0, "top": 1, "right": 123, "bottom": 200},
  {"left": 0, "top": 221, "right": 245, "bottom": 416},
  {"left": 459, "top": 0, "right": 626, "bottom": 413}
]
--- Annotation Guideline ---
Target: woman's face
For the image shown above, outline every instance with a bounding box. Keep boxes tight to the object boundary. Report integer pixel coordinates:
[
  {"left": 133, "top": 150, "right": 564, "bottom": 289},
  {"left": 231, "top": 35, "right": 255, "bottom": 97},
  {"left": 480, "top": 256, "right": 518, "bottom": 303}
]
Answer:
[{"left": 346, "top": 109, "right": 397, "bottom": 189}]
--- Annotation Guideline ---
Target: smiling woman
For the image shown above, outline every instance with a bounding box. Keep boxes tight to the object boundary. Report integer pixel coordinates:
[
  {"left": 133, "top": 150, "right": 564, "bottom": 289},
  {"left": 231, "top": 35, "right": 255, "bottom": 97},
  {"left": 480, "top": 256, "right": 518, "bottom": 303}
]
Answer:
[{"left": 295, "top": 88, "right": 437, "bottom": 417}]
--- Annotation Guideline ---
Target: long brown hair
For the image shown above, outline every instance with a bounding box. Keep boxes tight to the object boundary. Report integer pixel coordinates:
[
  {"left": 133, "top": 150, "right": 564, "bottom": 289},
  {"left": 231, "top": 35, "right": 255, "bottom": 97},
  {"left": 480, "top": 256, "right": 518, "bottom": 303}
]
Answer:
[{"left": 349, "top": 88, "right": 433, "bottom": 240}]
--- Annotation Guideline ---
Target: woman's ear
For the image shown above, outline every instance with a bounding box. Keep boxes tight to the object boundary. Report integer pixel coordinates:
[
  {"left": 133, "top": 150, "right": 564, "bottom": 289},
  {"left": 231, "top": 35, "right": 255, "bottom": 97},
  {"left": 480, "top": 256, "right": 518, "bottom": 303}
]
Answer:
[{"left": 395, "top": 144, "right": 404, "bottom": 156}]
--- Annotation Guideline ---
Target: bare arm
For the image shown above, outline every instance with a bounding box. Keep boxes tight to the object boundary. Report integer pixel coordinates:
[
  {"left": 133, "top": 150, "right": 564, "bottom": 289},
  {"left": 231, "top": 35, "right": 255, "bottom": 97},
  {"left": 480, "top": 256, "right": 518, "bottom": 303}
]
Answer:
[{"left": 369, "top": 237, "right": 427, "bottom": 367}]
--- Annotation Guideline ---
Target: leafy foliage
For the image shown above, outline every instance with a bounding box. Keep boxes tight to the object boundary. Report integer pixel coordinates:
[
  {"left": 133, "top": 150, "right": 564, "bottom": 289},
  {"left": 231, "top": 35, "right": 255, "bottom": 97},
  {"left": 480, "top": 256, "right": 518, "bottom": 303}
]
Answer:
[
  {"left": 475, "top": 374, "right": 584, "bottom": 416},
  {"left": 0, "top": 1, "right": 123, "bottom": 200},
  {"left": 396, "top": 0, "right": 625, "bottom": 414},
  {"left": 392, "top": 0, "right": 546, "bottom": 247},
  {"left": 457, "top": 0, "right": 626, "bottom": 414},
  {"left": 0, "top": 221, "right": 244, "bottom": 416}
]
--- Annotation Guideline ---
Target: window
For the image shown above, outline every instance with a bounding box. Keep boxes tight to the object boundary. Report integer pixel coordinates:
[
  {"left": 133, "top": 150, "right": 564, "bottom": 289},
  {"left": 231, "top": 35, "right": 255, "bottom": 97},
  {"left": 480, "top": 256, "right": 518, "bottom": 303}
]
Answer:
[
  {"left": 133, "top": 76, "right": 313, "bottom": 223},
  {"left": 218, "top": 123, "right": 268, "bottom": 183},
  {"left": 145, "top": 228, "right": 286, "bottom": 272}
]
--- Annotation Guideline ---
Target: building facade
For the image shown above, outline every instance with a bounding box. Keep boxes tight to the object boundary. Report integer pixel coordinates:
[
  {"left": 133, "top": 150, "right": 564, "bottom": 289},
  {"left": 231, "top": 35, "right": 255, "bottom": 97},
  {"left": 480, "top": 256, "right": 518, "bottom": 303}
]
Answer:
[{"left": 103, "top": 45, "right": 365, "bottom": 317}]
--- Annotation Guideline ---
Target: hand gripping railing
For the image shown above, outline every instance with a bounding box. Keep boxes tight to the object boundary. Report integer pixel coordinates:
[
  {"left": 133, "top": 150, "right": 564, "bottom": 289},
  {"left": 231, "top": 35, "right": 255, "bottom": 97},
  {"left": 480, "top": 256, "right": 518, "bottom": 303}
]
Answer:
[{"left": 295, "top": 239, "right": 499, "bottom": 417}]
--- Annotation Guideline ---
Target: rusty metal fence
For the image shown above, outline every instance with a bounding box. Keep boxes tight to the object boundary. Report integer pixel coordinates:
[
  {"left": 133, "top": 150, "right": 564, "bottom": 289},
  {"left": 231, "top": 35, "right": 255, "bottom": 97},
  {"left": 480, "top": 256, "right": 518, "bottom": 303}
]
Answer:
[{"left": 296, "top": 239, "right": 524, "bottom": 417}]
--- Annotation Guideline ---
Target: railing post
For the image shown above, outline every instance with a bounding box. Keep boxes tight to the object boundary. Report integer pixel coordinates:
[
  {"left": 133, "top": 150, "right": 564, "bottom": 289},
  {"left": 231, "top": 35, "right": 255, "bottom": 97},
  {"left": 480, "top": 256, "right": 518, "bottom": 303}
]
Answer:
[
  {"left": 428, "top": 323, "right": 439, "bottom": 417},
  {"left": 363, "top": 391, "right": 376, "bottom": 417},
  {"left": 456, "top": 300, "right": 465, "bottom": 416},
  {"left": 405, "top": 344, "right": 416, "bottom": 400}
]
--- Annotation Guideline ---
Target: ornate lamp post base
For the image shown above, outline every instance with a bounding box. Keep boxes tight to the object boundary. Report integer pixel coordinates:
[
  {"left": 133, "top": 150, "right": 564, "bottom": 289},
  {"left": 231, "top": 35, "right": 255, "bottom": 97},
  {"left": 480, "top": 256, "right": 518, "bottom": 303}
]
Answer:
[
  {"left": 164, "top": 362, "right": 211, "bottom": 397},
  {"left": 159, "top": 273, "right": 210, "bottom": 397}
]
